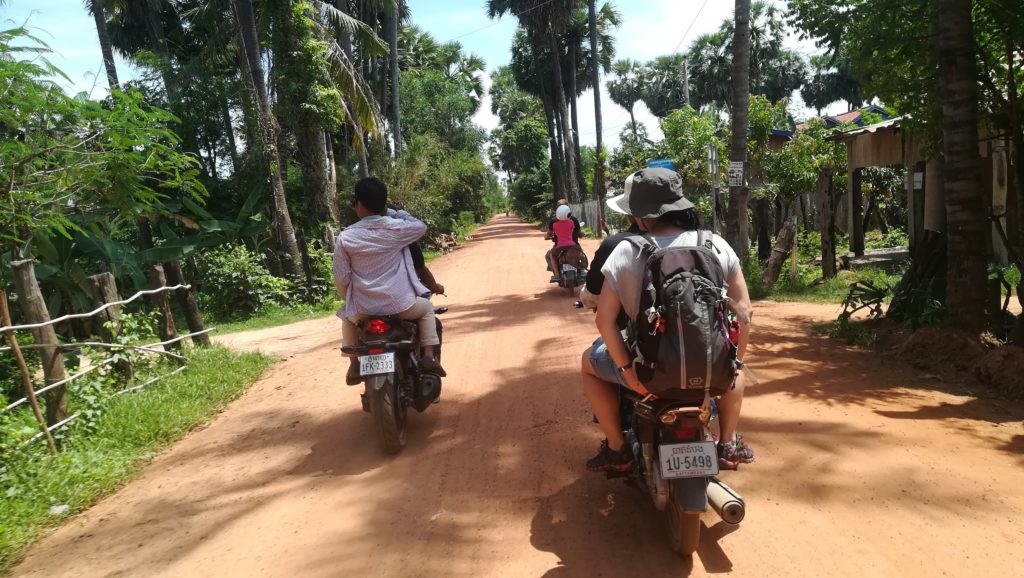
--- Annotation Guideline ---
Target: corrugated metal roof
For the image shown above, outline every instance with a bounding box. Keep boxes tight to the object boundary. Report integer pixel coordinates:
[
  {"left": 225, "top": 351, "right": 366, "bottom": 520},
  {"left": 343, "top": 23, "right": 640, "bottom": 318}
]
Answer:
[{"left": 830, "top": 116, "right": 906, "bottom": 141}]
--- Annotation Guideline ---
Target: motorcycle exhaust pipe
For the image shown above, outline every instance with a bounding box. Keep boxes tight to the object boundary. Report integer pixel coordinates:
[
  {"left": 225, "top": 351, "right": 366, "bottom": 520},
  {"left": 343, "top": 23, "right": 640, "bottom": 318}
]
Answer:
[{"left": 707, "top": 478, "right": 745, "bottom": 525}]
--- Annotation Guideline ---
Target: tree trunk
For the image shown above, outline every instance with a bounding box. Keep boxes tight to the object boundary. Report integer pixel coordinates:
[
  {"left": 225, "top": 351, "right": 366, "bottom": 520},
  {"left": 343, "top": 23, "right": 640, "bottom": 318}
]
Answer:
[
  {"left": 234, "top": 0, "right": 302, "bottom": 278},
  {"left": 549, "top": 33, "right": 580, "bottom": 204},
  {"left": 87, "top": 272, "right": 134, "bottom": 377},
  {"left": 588, "top": 0, "right": 607, "bottom": 231},
  {"left": 146, "top": 264, "right": 181, "bottom": 352},
  {"left": 222, "top": 99, "right": 239, "bottom": 171},
  {"left": 90, "top": 1, "right": 119, "bottom": 90},
  {"left": 389, "top": 1, "right": 403, "bottom": 154},
  {"left": 628, "top": 107, "right": 638, "bottom": 142},
  {"left": 12, "top": 260, "right": 68, "bottom": 426},
  {"left": 818, "top": 168, "right": 837, "bottom": 278},
  {"left": 567, "top": 47, "right": 586, "bottom": 199},
  {"left": 934, "top": 0, "right": 988, "bottom": 330},
  {"left": 755, "top": 199, "right": 772, "bottom": 263},
  {"left": 761, "top": 216, "right": 797, "bottom": 288},
  {"left": 541, "top": 90, "right": 565, "bottom": 200},
  {"left": 162, "top": 261, "right": 211, "bottom": 347},
  {"left": 724, "top": 0, "right": 752, "bottom": 262},
  {"left": 297, "top": 119, "right": 339, "bottom": 227}
]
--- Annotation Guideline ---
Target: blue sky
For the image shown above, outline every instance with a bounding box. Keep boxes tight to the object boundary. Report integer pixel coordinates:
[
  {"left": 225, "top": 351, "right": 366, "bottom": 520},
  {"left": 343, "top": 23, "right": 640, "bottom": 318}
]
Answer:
[{"left": 2, "top": 0, "right": 836, "bottom": 150}]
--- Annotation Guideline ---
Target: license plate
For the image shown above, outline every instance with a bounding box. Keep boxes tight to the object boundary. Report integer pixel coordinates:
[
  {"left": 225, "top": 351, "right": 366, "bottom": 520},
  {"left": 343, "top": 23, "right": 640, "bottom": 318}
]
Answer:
[
  {"left": 562, "top": 264, "right": 577, "bottom": 273},
  {"left": 658, "top": 441, "right": 720, "bottom": 479},
  {"left": 359, "top": 352, "right": 395, "bottom": 376}
]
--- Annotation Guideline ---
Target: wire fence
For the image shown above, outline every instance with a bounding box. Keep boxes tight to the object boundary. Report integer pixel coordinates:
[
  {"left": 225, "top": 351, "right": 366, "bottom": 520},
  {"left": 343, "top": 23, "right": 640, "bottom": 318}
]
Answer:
[{"left": 0, "top": 284, "right": 214, "bottom": 454}]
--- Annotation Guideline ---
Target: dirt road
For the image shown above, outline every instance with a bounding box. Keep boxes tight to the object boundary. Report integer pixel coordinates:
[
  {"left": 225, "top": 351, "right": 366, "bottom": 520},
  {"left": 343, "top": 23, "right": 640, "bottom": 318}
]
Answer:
[{"left": 14, "top": 216, "right": 1024, "bottom": 577}]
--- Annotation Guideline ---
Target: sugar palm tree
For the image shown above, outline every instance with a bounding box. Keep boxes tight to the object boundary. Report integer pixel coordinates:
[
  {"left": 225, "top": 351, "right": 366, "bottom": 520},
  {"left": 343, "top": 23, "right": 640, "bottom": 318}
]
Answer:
[
  {"left": 437, "top": 41, "right": 486, "bottom": 113},
  {"left": 488, "top": 0, "right": 582, "bottom": 202},
  {"left": 725, "top": 0, "right": 752, "bottom": 262},
  {"left": 606, "top": 59, "right": 644, "bottom": 140},
  {"left": 933, "top": 0, "right": 987, "bottom": 328},
  {"left": 85, "top": 0, "right": 120, "bottom": 90}
]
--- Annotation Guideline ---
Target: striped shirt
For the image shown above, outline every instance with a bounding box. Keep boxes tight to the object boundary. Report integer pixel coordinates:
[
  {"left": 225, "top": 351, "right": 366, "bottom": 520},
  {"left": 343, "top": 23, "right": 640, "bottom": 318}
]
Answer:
[{"left": 332, "top": 210, "right": 429, "bottom": 320}]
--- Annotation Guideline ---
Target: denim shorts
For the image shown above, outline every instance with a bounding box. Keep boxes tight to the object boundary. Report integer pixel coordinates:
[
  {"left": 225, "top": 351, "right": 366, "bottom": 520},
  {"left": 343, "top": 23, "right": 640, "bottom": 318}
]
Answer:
[{"left": 588, "top": 337, "right": 626, "bottom": 387}]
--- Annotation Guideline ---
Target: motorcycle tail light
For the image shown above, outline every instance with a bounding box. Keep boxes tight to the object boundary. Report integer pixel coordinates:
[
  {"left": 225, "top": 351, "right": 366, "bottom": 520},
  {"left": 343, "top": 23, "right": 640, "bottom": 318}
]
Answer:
[
  {"left": 673, "top": 422, "right": 700, "bottom": 441},
  {"left": 367, "top": 347, "right": 386, "bottom": 355},
  {"left": 366, "top": 319, "right": 391, "bottom": 335}
]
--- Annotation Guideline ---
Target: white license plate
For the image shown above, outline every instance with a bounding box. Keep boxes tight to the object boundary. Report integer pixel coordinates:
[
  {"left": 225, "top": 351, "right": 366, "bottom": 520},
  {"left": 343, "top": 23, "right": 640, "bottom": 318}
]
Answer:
[
  {"left": 562, "top": 264, "right": 577, "bottom": 273},
  {"left": 359, "top": 352, "right": 395, "bottom": 376},
  {"left": 658, "top": 441, "right": 720, "bottom": 479}
]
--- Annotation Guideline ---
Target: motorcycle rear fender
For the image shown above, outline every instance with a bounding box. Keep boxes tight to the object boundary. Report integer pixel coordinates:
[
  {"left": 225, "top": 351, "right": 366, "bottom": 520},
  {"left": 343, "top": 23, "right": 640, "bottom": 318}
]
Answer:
[
  {"left": 672, "top": 476, "right": 709, "bottom": 514},
  {"left": 364, "top": 373, "right": 390, "bottom": 392}
]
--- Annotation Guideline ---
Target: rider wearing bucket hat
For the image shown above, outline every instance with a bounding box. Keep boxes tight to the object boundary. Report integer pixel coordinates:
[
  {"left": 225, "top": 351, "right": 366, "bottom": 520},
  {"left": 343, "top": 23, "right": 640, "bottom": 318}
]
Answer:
[{"left": 578, "top": 167, "right": 755, "bottom": 472}]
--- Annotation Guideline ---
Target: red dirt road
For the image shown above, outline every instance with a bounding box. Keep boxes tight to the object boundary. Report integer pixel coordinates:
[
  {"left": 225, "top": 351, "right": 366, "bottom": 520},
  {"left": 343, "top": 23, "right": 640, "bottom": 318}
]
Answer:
[{"left": 14, "top": 216, "right": 1024, "bottom": 577}]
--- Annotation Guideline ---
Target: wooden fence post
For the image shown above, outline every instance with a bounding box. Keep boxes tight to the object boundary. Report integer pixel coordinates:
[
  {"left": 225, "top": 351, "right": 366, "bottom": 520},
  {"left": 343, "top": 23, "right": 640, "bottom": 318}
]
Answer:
[
  {"left": 146, "top": 264, "right": 180, "bottom": 352},
  {"left": 11, "top": 259, "right": 69, "bottom": 425},
  {"left": 0, "top": 290, "right": 58, "bottom": 455},
  {"left": 163, "top": 261, "right": 211, "bottom": 347}
]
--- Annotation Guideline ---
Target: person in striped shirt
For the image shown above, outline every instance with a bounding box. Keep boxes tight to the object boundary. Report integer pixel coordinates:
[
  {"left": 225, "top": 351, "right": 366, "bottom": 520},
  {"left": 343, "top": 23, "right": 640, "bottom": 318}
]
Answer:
[{"left": 333, "top": 178, "right": 446, "bottom": 385}]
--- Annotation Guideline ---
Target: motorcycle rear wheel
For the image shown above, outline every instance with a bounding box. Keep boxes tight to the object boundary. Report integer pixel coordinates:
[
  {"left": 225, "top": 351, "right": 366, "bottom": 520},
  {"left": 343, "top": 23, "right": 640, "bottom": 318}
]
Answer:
[
  {"left": 666, "top": 498, "right": 701, "bottom": 556},
  {"left": 369, "top": 371, "right": 407, "bottom": 454}
]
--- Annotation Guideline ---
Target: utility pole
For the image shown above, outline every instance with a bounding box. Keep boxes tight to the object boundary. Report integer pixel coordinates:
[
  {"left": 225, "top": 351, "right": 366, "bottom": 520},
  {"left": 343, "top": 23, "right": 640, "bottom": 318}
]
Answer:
[{"left": 683, "top": 57, "right": 690, "bottom": 107}]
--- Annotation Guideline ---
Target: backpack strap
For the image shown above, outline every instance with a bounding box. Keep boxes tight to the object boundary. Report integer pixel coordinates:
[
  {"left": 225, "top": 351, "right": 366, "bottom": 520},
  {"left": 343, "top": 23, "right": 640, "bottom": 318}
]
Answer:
[
  {"left": 624, "top": 234, "right": 658, "bottom": 260},
  {"left": 697, "top": 230, "right": 722, "bottom": 253}
]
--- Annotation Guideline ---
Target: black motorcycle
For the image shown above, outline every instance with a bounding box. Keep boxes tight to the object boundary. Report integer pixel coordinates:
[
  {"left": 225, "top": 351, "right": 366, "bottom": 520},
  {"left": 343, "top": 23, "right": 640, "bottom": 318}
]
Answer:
[
  {"left": 341, "top": 307, "right": 447, "bottom": 454},
  {"left": 555, "top": 246, "right": 589, "bottom": 296},
  {"left": 616, "top": 389, "right": 746, "bottom": 556}
]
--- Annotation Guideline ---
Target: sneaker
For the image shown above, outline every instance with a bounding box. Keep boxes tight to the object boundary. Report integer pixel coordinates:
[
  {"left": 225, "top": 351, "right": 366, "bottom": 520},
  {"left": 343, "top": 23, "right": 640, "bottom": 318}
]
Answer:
[
  {"left": 419, "top": 357, "right": 447, "bottom": 378},
  {"left": 585, "top": 440, "right": 635, "bottom": 473},
  {"left": 346, "top": 363, "right": 362, "bottom": 386},
  {"left": 718, "top": 435, "right": 754, "bottom": 469}
]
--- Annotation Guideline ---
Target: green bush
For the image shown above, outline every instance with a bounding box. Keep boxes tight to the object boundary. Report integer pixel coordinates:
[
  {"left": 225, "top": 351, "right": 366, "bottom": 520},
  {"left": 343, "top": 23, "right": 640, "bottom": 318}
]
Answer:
[
  {"left": 0, "top": 333, "right": 38, "bottom": 401},
  {"left": 865, "top": 228, "right": 909, "bottom": 250},
  {"left": 193, "top": 244, "right": 293, "bottom": 319},
  {"left": 452, "top": 211, "right": 477, "bottom": 240}
]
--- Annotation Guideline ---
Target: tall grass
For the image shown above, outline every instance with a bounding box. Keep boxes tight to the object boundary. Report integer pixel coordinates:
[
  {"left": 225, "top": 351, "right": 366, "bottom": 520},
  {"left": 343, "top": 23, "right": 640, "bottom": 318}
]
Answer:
[{"left": 0, "top": 346, "right": 273, "bottom": 572}]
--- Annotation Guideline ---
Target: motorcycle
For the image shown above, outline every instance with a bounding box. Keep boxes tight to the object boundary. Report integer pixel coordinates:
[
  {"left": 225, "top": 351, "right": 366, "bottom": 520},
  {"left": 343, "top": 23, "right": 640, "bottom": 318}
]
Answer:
[
  {"left": 614, "top": 388, "right": 746, "bottom": 556},
  {"left": 341, "top": 306, "right": 447, "bottom": 454},
  {"left": 555, "top": 246, "right": 589, "bottom": 296}
]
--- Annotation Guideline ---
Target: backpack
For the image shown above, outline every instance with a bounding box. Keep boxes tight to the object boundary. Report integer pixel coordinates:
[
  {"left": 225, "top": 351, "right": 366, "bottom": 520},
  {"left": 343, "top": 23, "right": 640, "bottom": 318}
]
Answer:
[{"left": 624, "top": 232, "right": 739, "bottom": 397}]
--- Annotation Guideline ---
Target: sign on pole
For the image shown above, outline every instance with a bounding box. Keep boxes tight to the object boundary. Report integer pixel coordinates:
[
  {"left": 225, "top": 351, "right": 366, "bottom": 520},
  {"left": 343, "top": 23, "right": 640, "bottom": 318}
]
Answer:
[
  {"left": 648, "top": 158, "right": 676, "bottom": 170},
  {"left": 727, "top": 161, "right": 744, "bottom": 188}
]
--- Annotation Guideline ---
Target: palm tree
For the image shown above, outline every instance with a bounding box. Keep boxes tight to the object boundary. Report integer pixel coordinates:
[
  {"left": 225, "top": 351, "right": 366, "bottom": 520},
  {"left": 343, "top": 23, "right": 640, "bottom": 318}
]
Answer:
[
  {"left": 437, "top": 41, "right": 486, "bottom": 113},
  {"left": 724, "top": 0, "right": 752, "bottom": 262},
  {"left": 588, "top": 0, "right": 608, "bottom": 224},
  {"left": 640, "top": 54, "right": 689, "bottom": 118},
  {"left": 233, "top": 0, "right": 302, "bottom": 276},
  {"left": 687, "top": 31, "right": 732, "bottom": 112},
  {"left": 398, "top": 25, "right": 440, "bottom": 70},
  {"left": 388, "top": 0, "right": 402, "bottom": 154},
  {"left": 933, "top": 0, "right": 987, "bottom": 328},
  {"left": 488, "top": 0, "right": 582, "bottom": 203},
  {"left": 606, "top": 59, "right": 644, "bottom": 140},
  {"left": 85, "top": 0, "right": 119, "bottom": 90}
]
